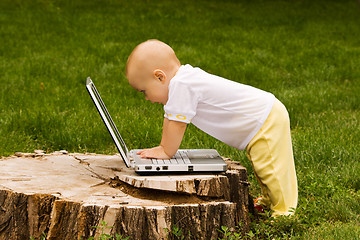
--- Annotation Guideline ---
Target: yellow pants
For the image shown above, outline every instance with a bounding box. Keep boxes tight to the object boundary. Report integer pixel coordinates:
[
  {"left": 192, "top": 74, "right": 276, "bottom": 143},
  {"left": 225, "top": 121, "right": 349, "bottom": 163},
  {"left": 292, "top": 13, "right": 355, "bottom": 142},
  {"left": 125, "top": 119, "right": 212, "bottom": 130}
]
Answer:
[{"left": 246, "top": 99, "right": 298, "bottom": 216}]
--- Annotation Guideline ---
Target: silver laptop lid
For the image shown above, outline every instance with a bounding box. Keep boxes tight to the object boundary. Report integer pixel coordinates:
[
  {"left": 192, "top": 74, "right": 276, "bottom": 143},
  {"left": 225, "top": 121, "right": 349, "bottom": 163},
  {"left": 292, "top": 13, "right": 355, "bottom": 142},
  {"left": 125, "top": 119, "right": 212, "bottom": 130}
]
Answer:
[{"left": 85, "top": 77, "right": 131, "bottom": 168}]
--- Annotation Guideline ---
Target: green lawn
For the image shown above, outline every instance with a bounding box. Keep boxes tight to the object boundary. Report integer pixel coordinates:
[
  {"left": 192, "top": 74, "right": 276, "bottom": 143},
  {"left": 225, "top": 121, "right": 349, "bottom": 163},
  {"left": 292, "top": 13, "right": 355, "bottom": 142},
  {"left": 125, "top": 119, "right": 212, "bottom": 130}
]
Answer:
[{"left": 1, "top": 0, "right": 359, "bottom": 239}]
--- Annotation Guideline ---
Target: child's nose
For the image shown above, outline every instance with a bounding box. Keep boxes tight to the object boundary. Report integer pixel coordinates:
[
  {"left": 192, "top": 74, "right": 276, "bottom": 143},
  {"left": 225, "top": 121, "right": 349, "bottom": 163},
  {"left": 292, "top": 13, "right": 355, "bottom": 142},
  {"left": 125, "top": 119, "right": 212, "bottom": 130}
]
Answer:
[{"left": 145, "top": 96, "right": 154, "bottom": 103}]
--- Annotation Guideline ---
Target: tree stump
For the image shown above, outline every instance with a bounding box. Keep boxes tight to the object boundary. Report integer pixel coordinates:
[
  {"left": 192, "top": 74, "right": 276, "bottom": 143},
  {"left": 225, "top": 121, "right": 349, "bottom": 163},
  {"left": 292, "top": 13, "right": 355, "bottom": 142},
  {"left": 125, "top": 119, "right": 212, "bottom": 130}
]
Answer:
[{"left": 0, "top": 151, "right": 250, "bottom": 240}]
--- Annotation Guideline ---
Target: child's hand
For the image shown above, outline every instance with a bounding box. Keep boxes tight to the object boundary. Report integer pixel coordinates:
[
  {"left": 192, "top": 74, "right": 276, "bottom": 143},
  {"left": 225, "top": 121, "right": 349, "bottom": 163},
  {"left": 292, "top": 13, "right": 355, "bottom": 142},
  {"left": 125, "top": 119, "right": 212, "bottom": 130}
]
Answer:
[
  {"left": 136, "top": 118, "right": 186, "bottom": 160},
  {"left": 137, "top": 146, "right": 171, "bottom": 159}
]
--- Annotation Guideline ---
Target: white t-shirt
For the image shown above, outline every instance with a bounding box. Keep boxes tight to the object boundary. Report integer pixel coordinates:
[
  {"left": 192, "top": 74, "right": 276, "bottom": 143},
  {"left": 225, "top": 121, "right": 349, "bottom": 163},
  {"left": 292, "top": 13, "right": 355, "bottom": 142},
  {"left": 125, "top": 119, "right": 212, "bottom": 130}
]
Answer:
[{"left": 164, "top": 64, "right": 275, "bottom": 150}]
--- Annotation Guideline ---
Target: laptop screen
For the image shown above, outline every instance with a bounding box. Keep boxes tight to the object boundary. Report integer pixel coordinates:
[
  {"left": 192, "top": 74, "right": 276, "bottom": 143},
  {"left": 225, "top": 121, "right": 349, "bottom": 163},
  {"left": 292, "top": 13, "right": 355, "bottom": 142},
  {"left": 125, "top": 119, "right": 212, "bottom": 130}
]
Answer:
[{"left": 86, "top": 77, "right": 131, "bottom": 168}]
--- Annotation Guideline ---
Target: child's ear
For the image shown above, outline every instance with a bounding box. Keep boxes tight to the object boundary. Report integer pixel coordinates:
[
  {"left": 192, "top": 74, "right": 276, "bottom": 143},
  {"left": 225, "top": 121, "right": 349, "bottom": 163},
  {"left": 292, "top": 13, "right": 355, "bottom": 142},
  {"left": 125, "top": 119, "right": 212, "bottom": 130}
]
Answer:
[{"left": 153, "top": 69, "right": 166, "bottom": 82}]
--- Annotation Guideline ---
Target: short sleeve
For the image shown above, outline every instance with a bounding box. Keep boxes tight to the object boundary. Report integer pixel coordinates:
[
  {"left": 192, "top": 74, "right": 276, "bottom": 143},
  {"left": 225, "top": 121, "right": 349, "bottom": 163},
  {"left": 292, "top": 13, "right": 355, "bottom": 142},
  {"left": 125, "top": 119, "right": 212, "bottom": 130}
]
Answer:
[{"left": 164, "top": 80, "right": 198, "bottom": 124}]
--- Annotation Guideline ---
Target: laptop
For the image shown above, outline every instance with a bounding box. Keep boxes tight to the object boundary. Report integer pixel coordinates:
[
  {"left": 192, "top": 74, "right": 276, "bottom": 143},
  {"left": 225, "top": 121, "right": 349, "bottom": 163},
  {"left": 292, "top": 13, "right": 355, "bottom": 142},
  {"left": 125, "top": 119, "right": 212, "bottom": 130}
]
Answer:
[{"left": 86, "top": 77, "right": 227, "bottom": 174}]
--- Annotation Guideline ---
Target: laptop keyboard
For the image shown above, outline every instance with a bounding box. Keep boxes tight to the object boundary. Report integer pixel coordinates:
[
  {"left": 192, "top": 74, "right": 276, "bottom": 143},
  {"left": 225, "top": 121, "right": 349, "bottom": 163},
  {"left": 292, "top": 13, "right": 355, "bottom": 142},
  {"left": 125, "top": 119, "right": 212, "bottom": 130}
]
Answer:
[{"left": 150, "top": 151, "right": 191, "bottom": 165}]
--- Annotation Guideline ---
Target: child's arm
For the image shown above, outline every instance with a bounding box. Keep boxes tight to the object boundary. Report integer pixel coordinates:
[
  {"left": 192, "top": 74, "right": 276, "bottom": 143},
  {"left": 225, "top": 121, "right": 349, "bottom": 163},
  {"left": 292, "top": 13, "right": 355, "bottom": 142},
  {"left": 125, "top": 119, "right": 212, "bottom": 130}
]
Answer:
[{"left": 137, "top": 118, "right": 187, "bottom": 159}]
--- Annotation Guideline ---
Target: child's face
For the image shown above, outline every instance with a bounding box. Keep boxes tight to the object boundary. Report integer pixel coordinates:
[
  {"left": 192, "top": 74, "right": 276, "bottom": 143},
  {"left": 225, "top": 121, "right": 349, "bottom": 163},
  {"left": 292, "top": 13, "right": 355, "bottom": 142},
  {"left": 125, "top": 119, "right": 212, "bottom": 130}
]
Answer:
[
  {"left": 130, "top": 75, "right": 169, "bottom": 105},
  {"left": 126, "top": 40, "right": 180, "bottom": 105}
]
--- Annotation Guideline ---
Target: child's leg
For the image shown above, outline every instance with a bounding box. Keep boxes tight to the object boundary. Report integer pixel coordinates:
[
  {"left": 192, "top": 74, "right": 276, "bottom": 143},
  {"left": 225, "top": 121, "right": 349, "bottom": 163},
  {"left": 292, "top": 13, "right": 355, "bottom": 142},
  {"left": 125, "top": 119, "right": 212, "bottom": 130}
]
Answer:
[{"left": 246, "top": 99, "right": 298, "bottom": 216}]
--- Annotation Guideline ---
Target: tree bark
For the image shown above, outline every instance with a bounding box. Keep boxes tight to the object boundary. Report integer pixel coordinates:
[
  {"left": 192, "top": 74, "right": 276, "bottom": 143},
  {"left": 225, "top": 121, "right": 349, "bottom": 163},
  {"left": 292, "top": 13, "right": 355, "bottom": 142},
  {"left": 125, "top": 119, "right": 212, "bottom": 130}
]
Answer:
[{"left": 0, "top": 151, "right": 250, "bottom": 239}]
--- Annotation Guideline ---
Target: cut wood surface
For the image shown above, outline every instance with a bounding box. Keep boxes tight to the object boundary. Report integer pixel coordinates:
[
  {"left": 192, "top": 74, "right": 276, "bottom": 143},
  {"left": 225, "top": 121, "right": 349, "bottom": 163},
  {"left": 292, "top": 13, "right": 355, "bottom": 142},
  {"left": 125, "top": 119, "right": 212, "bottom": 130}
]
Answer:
[{"left": 0, "top": 151, "right": 250, "bottom": 240}]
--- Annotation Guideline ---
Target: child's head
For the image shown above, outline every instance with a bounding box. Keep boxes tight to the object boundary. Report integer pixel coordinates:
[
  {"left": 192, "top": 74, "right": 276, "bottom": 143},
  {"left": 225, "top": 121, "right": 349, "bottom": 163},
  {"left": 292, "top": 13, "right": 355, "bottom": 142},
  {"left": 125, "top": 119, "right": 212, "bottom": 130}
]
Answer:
[{"left": 126, "top": 40, "right": 181, "bottom": 104}]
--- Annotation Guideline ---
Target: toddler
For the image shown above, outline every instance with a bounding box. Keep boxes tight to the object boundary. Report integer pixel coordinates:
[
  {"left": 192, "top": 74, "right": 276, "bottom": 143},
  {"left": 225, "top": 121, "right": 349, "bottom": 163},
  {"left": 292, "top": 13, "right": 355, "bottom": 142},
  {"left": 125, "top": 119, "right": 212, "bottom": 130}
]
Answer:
[{"left": 126, "top": 39, "right": 298, "bottom": 216}]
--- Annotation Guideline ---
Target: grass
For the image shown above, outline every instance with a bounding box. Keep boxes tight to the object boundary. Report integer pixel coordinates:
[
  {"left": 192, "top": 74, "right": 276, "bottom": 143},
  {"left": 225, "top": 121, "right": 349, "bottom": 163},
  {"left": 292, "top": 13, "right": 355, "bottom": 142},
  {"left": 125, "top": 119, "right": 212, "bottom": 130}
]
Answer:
[{"left": 1, "top": 0, "right": 359, "bottom": 239}]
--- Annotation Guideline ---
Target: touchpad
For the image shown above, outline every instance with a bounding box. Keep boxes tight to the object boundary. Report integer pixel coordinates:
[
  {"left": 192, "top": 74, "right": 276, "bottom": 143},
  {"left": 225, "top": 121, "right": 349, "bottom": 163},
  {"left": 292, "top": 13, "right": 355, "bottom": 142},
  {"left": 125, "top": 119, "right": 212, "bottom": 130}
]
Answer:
[{"left": 186, "top": 149, "right": 220, "bottom": 159}]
